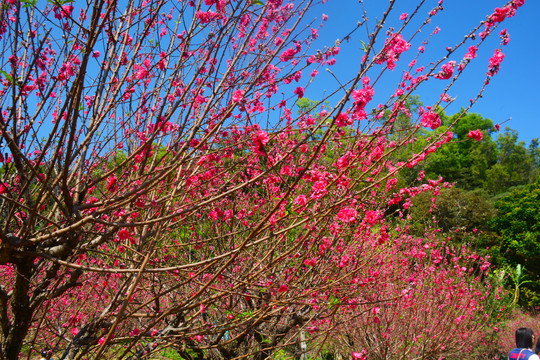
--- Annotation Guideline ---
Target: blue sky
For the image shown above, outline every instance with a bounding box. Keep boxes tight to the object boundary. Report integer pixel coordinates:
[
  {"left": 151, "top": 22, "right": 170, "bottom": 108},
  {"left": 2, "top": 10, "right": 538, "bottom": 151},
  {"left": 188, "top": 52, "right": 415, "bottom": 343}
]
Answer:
[{"left": 303, "top": 0, "right": 539, "bottom": 144}]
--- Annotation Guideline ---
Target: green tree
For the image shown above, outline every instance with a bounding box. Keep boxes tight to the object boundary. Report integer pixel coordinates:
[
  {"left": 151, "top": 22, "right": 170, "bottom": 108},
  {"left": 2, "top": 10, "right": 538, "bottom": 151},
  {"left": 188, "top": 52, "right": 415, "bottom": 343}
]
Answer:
[
  {"left": 407, "top": 186, "right": 496, "bottom": 244},
  {"left": 424, "top": 111, "right": 498, "bottom": 190},
  {"left": 490, "top": 180, "right": 540, "bottom": 306},
  {"left": 529, "top": 138, "right": 540, "bottom": 169},
  {"left": 485, "top": 127, "right": 537, "bottom": 193}
]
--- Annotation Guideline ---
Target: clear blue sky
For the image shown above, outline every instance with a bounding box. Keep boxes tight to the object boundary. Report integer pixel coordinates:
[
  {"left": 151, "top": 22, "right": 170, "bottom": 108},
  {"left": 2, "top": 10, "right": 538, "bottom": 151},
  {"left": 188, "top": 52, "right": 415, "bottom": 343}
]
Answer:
[{"left": 303, "top": 0, "right": 539, "bottom": 144}]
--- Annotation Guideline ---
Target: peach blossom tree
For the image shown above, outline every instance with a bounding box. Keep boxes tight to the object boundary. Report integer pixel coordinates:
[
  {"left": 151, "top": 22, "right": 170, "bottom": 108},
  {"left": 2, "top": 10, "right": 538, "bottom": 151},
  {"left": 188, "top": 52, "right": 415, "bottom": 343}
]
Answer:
[{"left": 0, "top": 0, "right": 526, "bottom": 359}]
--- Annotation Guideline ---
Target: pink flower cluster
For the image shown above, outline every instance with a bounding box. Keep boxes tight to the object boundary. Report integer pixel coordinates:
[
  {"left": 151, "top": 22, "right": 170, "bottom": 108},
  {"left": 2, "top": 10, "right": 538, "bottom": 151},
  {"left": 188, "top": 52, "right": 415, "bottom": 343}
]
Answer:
[
  {"left": 487, "top": 49, "right": 505, "bottom": 77},
  {"left": 435, "top": 61, "right": 455, "bottom": 80},
  {"left": 374, "top": 33, "right": 411, "bottom": 70},
  {"left": 464, "top": 45, "right": 477, "bottom": 60},
  {"left": 232, "top": 89, "right": 244, "bottom": 103},
  {"left": 468, "top": 129, "right": 483, "bottom": 141},
  {"left": 253, "top": 130, "right": 269, "bottom": 155},
  {"left": 335, "top": 112, "right": 352, "bottom": 128},
  {"left": 337, "top": 207, "right": 358, "bottom": 223},
  {"left": 351, "top": 77, "right": 374, "bottom": 121},
  {"left": 293, "top": 86, "right": 304, "bottom": 99},
  {"left": 420, "top": 108, "right": 441, "bottom": 130},
  {"left": 280, "top": 42, "right": 302, "bottom": 62},
  {"left": 196, "top": 10, "right": 217, "bottom": 23}
]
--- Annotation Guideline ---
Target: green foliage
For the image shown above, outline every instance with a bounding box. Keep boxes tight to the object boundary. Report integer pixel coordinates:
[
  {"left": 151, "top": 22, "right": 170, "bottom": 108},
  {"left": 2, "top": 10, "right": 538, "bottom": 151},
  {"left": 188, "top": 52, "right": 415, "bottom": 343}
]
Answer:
[
  {"left": 490, "top": 181, "right": 540, "bottom": 268},
  {"left": 491, "top": 180, "right": 540, "bottom": 263},
  {"left": 529, "top": 138, "right": 540, "bottom": 168},
  {"left": 159, "top": 347, "right": 185, "bottom": 359},
  {"left": 485, "top": 127, "right": 538, "bottom": 192},
  {"left": 407, "top": 187, "right": 496, "bottom": 244},
  {"left": 423, "top": 111, "right": 498, "bottom": 190},
  {"left": 47, "top": 0, "right": 74, "bottom": 6},
  {"left": 0, "top": 70, "right": 13, "bottom": 84},
  {"left": 490, "top": 180, "right": 540, "bottom": 307},
  {"left": 422, "top": 116, "right": 537, "bottom": 194}
]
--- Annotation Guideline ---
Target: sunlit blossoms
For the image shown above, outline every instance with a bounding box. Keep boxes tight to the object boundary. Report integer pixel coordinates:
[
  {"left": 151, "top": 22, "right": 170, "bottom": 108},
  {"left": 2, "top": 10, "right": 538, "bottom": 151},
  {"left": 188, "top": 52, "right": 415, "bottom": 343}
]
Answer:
[
  {"left": 488, "top": 49, "right": 505, "bottom": 76},
  {"left": 0, "top": 0, "right": 525, "bottom": 359},
  {"left": 435, "top": 60, "right": 456, "bottom": 80},
  {"left": 468, "top": 129, "right": 484, "bottom": 141},
  {"left": 420, "top": 109, "right": 442, "bottom": 129},
  {"left": 337, "top": 207, "right": 358, "bottom": 223}
]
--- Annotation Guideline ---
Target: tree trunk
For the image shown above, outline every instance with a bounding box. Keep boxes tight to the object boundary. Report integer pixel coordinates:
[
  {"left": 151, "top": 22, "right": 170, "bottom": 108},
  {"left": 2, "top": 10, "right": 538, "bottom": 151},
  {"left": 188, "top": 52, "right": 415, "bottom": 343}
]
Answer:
[
  {"left": 299, "top": 330, "right": 307, "bottom": 360},
  {"left": 3, "top": 258, "right": 33, "bottom": 360}
]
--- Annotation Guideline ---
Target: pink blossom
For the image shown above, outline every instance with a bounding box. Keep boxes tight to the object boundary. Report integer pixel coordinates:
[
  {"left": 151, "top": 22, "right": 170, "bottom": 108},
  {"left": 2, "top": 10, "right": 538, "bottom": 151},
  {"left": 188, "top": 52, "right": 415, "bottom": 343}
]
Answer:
[
  {"left": 491, "top": 6, "right": 511, "bottom": 23},
  {"left": 440, "top": 94, "right": 452, "bottom": 102},
  {"left": 435, "top": 60, "right": 455, "bottom": 80},
  {"left": 196, "top": 10, "right": 215, "bottom": 23},
  {"left": 92, "top": 51, "right": 100, "bottom": 58},
  {"left": 488, "top": 49, "right": 505, "bottom": 76},
  {"left": 54, "top": 5, "right": 74, "bottom": 19},
  {"left": 280, "top": 44, "right": 301, "bottom": 62},
  {"left": 278, "top": 284, "right": 288, "bottom": 293},
  {"left": 311, "top": 180, "right": 328, "bottom": 199},
  {"left": 337, "top": 207, "right": 358, "bottom": 223},
  {"left": 512, "top": 0, "right": 525, "bottom": 8},
  {"left": 336, "top": 155, "right": 350, "bottom": 170},
  {"left": 58, "top": 62, "right": 76, "bottom": 81},
  {"left": 254, "top": 130, "right": 269, "bottom": 146},
  {"left": 464, "top": 45, "right": 477, "bottom": 60},
  {"left": 106, "top": 175, "right": 117, "bottom": 192},
  {"left": 294, "top": 195, "right": 307, "bottom": 206},
  {"left": 468, "top": 129, "right": 483, "bottom": 141},
  {"left": 364, "top": 210, "right": 379, "bottom": 225},
  {"left": 293, "top": 86, "right": 304, "bottom": 99},
  {"left": 232, "top": 89, "right": 244, "bottom": 103},
  {"left": 500, "top": 28, "right": 510, "bottom": 45},
  {"left": 253, "top": 130, "right": 269, "bottom": 155},
  {"left": 335, "top": 112, "right": 351, "bottom": 127},
  {"left": 352, "top": 351, "right": 366, "bottom": 360},
  {"left": 135, "top": 67, "right": 149, "bottom": 80},
  {"left": 98, "top": 337, "right": 106, "bottom": 345},
  {"left": 118, "top": 229, "right": 130, "bottom": 242},
  {"left": 399, "top": 13, "right": 408, "bottom": 20},
  {"left": 374, "top": 33, "right": 410, "bottom": 70},
  {"left": 420, "top": 110, "right": 441, "bottom": 130}
]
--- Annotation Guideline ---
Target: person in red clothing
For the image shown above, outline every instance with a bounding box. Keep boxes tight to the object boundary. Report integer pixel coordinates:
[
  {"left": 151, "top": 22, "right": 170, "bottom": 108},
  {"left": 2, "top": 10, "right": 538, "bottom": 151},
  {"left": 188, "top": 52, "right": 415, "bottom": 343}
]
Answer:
[{"left": 509, "top": 328, "right": 540, "bottom": 360}]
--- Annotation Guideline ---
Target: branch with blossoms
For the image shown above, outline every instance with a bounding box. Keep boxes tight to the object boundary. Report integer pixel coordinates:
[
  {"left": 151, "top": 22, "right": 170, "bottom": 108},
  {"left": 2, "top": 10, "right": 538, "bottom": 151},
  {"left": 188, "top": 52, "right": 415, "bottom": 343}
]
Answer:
[{"left": 0, "top": 0, "right": 526, "bottom": 359}]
